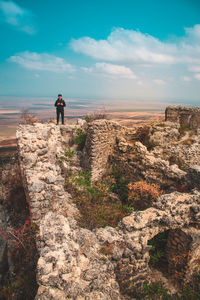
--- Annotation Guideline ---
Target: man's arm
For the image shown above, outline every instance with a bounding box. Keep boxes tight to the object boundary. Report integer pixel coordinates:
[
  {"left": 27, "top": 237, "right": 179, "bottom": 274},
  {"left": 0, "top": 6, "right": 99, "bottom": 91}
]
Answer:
[
  {"left": 63, "top": 100, "right": 66, "bottom": 107},
  {"left": 54, "top": 100, "right": 58, "bottom": 107}
]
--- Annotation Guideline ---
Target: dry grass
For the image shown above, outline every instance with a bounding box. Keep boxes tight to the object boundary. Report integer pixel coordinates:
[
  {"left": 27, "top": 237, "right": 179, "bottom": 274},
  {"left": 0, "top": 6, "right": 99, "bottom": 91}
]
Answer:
[
  {"left": 20, "top": 109, "right": 38, "bottom": 125},
  {"left": 128, "top": 181, "right": 161, "bottom": 210}
]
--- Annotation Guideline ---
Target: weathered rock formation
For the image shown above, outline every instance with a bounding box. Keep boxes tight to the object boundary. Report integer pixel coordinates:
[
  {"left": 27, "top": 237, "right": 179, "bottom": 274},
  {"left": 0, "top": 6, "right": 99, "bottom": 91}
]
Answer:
[
  {"left": 13, "top": 106, "right": 200, "bottom": 299},
  {"left": 165, "top": 105, "right": 200, "bottom": 129}
]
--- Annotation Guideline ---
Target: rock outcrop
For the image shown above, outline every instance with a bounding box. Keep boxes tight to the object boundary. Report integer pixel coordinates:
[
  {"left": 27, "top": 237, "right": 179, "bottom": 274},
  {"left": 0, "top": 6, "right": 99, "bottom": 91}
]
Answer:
[{"left": 14, "top": 109, "right": 200, "bottom": 299}]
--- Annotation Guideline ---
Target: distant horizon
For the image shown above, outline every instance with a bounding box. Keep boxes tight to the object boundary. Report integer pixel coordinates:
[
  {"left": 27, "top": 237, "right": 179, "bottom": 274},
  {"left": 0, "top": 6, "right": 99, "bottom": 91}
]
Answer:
[{"left": 0, "top": 95, "right": 199, "bottom": 109}]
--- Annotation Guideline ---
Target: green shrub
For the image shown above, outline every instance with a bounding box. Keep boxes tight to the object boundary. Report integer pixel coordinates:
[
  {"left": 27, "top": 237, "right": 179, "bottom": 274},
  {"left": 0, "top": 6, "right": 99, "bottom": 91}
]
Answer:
[
  {"left": 64, "top": 171, "right": 131, "bottom": 229},
  {"left": 84, "top": 108, "right": 107, "bottom": 122},
  {"left": 110, "top": 167, "right": 129, "bottom": 203},
  {"left": 85, "top": 114, "right": 92, "bottom": 123},
  {"left": 142, "top": 281, "right": 171, "bottom": 299},
  {"left": 179, "top": 124, "right": 190, "bottom": 137},
  {"left": 74, "top": 128, "right": 87, "bottom": 150},
  {"left": 148, "top": 231, "right": 168, "bottom": 272},
  {"left": 156, "top": 122, "right": 166, "bottom": 127},
  {"left": 65, "top": 148, "right": 74, "bottom": 158}
]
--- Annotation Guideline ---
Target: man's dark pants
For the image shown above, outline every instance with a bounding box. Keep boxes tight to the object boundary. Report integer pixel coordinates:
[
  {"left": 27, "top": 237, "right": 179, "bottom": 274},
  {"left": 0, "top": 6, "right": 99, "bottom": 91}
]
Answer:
[{"left": 56, "top": 109, "right": 64, "bottom": 124}]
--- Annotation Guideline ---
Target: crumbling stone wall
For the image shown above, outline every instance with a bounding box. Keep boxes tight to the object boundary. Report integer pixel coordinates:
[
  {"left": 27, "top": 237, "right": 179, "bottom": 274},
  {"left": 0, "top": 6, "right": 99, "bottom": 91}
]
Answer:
[
  {"left": 167, "top": 229, "right": 192, "bottom": 279},
  {"left": 165, "top": 105, "right": 200, "bottom": 129},
  {"left": 82, "top": 120, "right": 187, "bottom": 187},
  {"left": 16, "top": 123, "right": 79, "bottom": 224},
  {"left": 82, "top": 120, "right": 129, "bottom": 181},
  {"left": 16, "top": 121, "right": 200, "bottom": 299}
]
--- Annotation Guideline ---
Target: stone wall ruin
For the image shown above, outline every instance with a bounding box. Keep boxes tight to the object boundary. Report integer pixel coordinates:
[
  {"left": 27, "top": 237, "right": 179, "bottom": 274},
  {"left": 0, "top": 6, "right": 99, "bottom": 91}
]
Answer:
[
  {"left": 165, "top": 105, "right": 200, "bottom": 129},
  {"left": 15, "top": 108, "right": 200, "bottom": 299}
]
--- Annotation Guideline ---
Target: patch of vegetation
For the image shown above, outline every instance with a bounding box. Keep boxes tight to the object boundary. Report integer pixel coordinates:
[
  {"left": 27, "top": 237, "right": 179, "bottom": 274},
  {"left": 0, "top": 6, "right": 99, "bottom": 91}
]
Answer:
[
  {"left": 74, "top": 128, "right": 87, "bottom": 150},
  {"left": 64, "top": 164, "right": 162, "bottom": 229},
  {"left": 84, "top": 108, "right": 107, "bottom": 123},
  {"left": 20, "top": 109, "right": 38, "bottom": 125},
  {"left": 148, "top": 139, "right": 160, "bottom": 150},
  {"left": 148, "top": 231, "right": 169, "bottom": 272},
  {"left": 110, "top": 167, "right": 129, "bottom": 204},
  {"left": 64, "top": 171, "right": 133, "bottom": 229},
  {"left": 133, "top": 279, "right": 200, "bottom": 300},
  {"left": 65, "top": 148, "right": 75, "bottom": 158},
  {"left": 59, "top": 148, "right": 75, "bottom": 162},
  {"left": 156, "top": 122, "right": 166, "bottom": 128},
  {"left": 0, "top": 219, "right": 38, "bottom": 300},
  {"left": 128, "top": 181, "right": 161, "bottom": 210},
  {"left": 0, "top": 219, "right": 39, "bottom": 300},
  {"left": 141, "top": 281, "right": 171, "bottom": 299},
  {"left": 0, "top": 158, "right": 39, "bottom": 300},
  {"left": 179, "top": 124, "right": 190, "bottom": 137},
  {"left": 85, "top": 114, "right": 92, "bottom": 123}
]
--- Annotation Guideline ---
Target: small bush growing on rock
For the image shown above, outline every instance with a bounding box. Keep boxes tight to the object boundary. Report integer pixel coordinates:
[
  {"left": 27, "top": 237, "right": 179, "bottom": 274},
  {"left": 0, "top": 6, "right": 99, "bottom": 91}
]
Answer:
[
  {"left": 74, "top": 128, "right": 87, "bottom": 150},
  {"left": 59, "top": 148, "right": 75, "bottom": 162},
  {"left": 84, "top": 107, "right": 107, "bottom": 123},
  {"left": 179, "top": 124, "right": 190, "bottom": 137},
  {"left": 132, "top": 279, "right": 200, "bottom": 299},
  {"left": 85, "top": 114, "right": 92, "bottom": 123},
  {"left": 128, "top": 181, "right": 161, "bottom": 210},
  {"left": 20, "top": 109, "right": 38, "bottom": 125},
  {"left": 156, "top": 122, "right": 166, "bottom": 128},
  {"left": 148, "top": 231, "right": 169, "bottom": 271},
  {"left": 0, "top": 218, "right": 39, "bottom": 300},
  {"left": 110, "top": 167, "right": 129, "bottom": 203},
  {"left": 142, "top": 281, "right": 170, "bottom": 299},
  {"left": 65, "top": 148, "right": 74, "bottom": 158}
]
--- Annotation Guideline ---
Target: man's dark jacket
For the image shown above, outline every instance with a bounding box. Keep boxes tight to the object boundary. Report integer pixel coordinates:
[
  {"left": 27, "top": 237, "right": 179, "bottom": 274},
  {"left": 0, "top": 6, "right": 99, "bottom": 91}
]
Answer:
[{"left": 54, "top": 98, "right": 66, "bottom": 111}]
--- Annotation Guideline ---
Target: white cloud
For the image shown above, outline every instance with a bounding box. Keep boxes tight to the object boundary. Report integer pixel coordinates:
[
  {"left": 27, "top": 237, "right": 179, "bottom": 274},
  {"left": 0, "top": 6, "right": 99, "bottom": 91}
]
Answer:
[
  {"left": 153, "top": 79, "right": 166, "bottom": 85},
  {"left": 8, "top": 51, "right": 75, "bottom": 73},
  {"left": 0, "top": 0, "right": 36, "bottom": 34},
  {"left": 182, "top": 76, "right": 192, "bottom": 82},
  {"left": 83, "top": 62, "right": 136, "bottom": 79},
  {"left": 194, "top": 73, "right": 200, "bottom": 80},
  {"left": 70, "top": 28, "right": 176, "bottom": 65},
  {"left": 70, "top": 25, "right": 200, "bottom": 67}
]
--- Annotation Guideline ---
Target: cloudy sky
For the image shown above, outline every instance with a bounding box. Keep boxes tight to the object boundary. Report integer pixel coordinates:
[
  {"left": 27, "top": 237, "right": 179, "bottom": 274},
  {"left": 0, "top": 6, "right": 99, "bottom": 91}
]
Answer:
[{"left": 0, "top": 0, "right": 200, "bottom": 104}]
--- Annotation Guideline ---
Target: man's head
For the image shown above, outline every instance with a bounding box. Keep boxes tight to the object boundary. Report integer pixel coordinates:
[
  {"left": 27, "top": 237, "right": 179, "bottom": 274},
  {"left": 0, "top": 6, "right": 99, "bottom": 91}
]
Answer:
[{"left": 58, "top": 94, "right": 62, "bottom": 100}]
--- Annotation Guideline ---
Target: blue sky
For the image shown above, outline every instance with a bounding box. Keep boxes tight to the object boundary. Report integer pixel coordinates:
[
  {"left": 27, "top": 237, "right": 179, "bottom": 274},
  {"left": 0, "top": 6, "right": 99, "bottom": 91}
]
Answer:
[{"left": 0, "top": 0, "right": 200, "bottom": 104}]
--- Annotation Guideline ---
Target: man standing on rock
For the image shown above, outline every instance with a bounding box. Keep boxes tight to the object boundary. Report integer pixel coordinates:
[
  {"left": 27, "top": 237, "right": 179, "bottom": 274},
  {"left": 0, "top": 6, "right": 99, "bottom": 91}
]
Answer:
[{"left": 54, "top": 94, "right": 66, "bottom": 125}]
